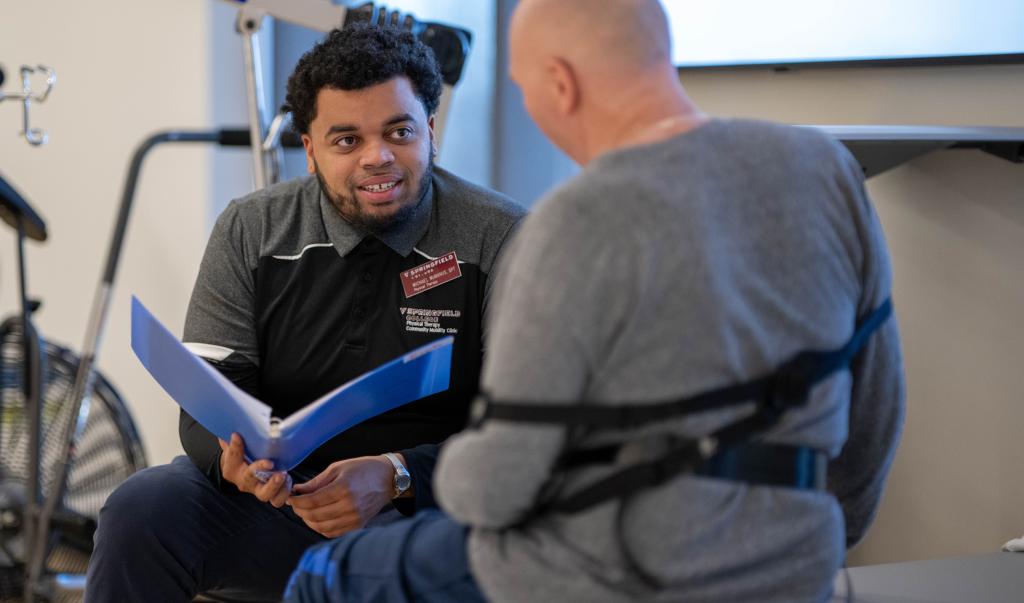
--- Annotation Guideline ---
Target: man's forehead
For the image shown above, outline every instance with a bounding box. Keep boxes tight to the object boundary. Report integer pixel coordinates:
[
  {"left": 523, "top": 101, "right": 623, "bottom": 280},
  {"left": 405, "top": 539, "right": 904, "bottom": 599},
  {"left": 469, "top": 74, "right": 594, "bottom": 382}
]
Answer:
[{"left": 311, "top": 77, "right": 425, "bottom": 128}]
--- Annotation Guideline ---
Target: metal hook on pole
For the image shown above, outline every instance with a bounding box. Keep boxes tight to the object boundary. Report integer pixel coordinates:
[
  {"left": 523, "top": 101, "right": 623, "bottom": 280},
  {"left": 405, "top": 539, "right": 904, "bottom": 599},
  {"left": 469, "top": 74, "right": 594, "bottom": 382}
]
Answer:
[{"left": 0, "top": 65, "right": 56, "bottom": 146}]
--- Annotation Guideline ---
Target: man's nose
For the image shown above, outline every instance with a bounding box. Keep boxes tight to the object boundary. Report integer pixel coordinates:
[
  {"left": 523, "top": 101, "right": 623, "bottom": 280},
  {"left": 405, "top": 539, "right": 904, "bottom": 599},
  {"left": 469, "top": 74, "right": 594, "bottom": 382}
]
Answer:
[{"left": 360, "top": 140, "right": 396, "bottom": 168}]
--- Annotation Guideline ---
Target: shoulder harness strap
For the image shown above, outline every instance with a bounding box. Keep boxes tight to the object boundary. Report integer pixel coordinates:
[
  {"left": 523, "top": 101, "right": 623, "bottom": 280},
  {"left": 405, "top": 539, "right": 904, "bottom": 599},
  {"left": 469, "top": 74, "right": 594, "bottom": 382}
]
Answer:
[{"left": 470, "top": 299, "right": 893, "bottom": 513}]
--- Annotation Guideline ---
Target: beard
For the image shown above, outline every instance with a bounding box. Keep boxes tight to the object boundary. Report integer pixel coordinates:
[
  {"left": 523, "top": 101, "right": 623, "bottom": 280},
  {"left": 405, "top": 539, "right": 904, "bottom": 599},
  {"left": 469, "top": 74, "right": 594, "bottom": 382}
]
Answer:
[{"left": 314, "top": 159, "right": 433, "bottom": 234}]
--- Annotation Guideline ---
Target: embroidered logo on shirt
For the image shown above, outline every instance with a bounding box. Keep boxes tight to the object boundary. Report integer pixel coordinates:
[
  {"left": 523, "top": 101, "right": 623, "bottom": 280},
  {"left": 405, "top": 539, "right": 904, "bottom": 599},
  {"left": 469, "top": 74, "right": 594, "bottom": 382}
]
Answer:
[
  {"left": 399, "top": 307, "right": 461, "bottom": 335},
  {"left": 400, "top": 251, "right": 462, "bottom": 298}
]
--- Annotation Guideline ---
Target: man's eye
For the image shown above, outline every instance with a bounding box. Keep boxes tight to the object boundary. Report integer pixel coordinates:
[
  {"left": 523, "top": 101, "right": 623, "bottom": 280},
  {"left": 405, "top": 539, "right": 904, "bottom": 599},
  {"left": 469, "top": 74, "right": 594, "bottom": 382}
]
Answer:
[
  {"left": 336, "top": 136, "right": 358, "bottom": 147},
  {"left": 390, "top": 127, "right": 413, "bottom": 140}
]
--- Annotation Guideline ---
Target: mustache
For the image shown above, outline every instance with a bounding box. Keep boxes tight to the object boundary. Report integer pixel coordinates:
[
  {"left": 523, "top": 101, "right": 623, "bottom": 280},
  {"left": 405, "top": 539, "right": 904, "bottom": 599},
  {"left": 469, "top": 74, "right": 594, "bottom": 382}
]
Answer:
[
  {"left": 311, "top": 159, "right": 434, "bottom": 234},
  {"left": 354, "top": 172, "right": 405, "bottom": 187}
]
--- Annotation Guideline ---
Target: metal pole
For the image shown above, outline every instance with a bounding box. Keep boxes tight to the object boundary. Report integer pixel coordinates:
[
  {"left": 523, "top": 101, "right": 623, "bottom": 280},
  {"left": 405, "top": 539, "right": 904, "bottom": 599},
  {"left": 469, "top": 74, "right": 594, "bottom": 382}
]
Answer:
[
  {"left": 432, "top": 84, "right": 456, "bottom": 155},
  {"left": 17, "top": 218, "right": 43, "bottom": 603},
  {"left": 238, "top": 12, "right": 270, "bottom": 189}
]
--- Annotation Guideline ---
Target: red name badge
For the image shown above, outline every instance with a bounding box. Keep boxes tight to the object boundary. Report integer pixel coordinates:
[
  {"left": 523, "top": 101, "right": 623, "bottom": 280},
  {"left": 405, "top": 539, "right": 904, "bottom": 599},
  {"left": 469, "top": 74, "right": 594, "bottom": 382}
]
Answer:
[{"left": 400, "top": 251, "right": 462, "bottom": 298}]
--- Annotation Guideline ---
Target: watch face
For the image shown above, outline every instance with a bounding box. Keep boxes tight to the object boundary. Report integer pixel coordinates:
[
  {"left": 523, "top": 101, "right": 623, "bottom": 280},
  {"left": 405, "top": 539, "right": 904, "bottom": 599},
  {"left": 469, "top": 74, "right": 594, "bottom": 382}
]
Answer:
[{"left": 395, "top": 473, "right": 412, "bottom": 491}]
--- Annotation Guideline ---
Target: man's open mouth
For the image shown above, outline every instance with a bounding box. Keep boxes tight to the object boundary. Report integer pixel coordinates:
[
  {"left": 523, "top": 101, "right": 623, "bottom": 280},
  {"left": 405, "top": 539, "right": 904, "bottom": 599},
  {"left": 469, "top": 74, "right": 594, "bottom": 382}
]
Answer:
[{"left": 360, "top": 181, "right": 399, "bottom": 193}]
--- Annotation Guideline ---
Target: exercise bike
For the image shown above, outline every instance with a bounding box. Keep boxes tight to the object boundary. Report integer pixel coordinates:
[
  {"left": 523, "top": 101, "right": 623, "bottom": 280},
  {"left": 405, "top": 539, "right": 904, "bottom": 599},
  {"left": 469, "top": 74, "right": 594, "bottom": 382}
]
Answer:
[{"left": 0, "top": 63, "right": 147, "bottom": 603}]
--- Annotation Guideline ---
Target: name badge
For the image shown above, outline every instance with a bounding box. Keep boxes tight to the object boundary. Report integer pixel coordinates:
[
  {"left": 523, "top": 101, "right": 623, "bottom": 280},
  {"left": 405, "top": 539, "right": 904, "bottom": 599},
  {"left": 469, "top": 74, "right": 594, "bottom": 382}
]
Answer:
[{"left": 400, "top": 251, "right": 462, "bottom": 298}]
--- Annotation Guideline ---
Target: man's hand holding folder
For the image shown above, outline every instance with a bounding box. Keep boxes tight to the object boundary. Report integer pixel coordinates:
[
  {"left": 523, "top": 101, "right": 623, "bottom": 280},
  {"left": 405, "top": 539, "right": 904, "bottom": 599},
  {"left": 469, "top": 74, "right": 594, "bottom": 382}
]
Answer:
[
  {"left": 218, "top": 430, "right": 402, "bottom": 537},
  {"left": 219, "top": 433, "right": 291, "bottom": 508}
]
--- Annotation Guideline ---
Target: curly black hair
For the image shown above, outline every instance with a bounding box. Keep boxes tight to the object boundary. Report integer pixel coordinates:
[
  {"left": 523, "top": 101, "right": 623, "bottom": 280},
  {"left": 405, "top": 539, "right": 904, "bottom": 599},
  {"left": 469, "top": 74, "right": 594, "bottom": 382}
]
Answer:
[{"left": 283, "top": 23, "right": 443, "bottom": 135}]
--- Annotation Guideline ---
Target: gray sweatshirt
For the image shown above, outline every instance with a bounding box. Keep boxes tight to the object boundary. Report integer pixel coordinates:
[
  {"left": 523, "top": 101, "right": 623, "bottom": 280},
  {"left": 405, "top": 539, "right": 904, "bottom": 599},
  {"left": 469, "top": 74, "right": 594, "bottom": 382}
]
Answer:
[{"left": 435, "top": 119, "right": 905, "bottom": 603}]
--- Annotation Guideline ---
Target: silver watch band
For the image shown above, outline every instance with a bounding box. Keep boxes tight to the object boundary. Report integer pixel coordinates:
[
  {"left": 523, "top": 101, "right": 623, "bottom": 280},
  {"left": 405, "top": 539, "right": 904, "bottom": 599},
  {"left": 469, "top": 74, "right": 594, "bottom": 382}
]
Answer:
[{"left": 383, "top": 452, "right": 411, "bottom": 498}]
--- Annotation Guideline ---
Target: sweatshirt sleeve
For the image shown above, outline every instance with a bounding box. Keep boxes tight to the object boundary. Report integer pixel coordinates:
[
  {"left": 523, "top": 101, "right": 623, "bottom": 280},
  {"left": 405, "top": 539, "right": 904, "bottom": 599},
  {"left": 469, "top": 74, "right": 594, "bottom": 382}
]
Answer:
[
  {"left": 827, "top": 153, "right": 906, "bottom": 547},
  {"left": 180, "top": 201, "right": 262, "bottom": 487}
]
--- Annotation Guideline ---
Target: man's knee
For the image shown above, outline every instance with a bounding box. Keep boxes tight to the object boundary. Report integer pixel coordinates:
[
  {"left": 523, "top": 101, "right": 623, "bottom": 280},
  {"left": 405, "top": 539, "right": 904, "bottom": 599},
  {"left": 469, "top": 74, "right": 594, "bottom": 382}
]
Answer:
[{"left": 94, "top": 457, "right": 211, "bottom": 553}]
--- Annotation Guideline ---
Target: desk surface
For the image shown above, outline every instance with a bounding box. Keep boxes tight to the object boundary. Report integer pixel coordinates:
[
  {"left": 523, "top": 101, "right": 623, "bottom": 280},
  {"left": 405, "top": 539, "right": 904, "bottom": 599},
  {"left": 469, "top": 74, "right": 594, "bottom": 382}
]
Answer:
[
  {"left": 829, "top": 552, "right": 1024, "bottom": 603},
  {"left": 802, "top": 125, "right": 1024, "bottom": 177}
]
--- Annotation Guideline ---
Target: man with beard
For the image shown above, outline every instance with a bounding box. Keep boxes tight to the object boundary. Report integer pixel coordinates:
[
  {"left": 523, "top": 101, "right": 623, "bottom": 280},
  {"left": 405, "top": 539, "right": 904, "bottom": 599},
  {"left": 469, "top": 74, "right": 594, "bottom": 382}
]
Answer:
[{"left": 85, "top": 23, "right": 525, "bottom": 603}]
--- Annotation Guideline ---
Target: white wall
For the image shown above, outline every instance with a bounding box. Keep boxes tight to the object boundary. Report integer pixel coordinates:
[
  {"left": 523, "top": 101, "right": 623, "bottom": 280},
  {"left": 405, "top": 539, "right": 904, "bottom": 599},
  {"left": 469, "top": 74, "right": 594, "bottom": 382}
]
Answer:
[
  {"left": 681, "top": 63, "right": 1024, "bottom": 564},
  {"left": 0, "top": 0, "right": 250, "bottom": 467}
]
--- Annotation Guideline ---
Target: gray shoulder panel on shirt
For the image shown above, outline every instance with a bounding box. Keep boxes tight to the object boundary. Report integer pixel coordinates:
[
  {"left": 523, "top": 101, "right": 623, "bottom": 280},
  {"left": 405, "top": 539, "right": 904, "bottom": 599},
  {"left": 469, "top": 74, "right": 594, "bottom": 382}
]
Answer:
[{"left": 219, "top": 176, "right": 329, "bottom": 270}]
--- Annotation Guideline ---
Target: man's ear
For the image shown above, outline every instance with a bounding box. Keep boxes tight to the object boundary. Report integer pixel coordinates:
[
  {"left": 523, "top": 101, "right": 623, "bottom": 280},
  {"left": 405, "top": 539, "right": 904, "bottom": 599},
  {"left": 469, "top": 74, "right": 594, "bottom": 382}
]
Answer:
[
  {"left": 547, "top": 57, "right": 580, "bottom": 116},
  {"left": 427, "top": 115, "right": 437, "bottom": 156},
  {"left": 301, "top": 134, "right": 315, "bottom": 174}
]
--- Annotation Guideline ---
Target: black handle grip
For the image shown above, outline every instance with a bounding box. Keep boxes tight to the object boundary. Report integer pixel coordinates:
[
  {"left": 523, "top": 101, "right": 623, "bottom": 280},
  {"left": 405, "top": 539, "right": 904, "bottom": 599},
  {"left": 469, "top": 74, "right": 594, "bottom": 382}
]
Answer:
[
  {"left": 0, "top": 172, "right": 47, "bottom": 242},
  {"left": 217, "top": 129, "right": 303, "bottom": 148}
]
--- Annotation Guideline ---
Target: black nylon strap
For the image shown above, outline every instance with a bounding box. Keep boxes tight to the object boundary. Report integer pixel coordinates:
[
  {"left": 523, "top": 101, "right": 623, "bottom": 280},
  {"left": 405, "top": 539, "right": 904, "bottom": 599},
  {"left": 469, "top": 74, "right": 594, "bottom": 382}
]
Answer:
[
  {"left": 548, "top": 440, "right": 704, "bottom": 513},
  {"left": 478, "top": 376, "right": 772, "bottom": 429},
  {"left": 547, "top": 442, "right": 824, "bottom": 514},
  {"left": 473, "top": 298, "right": 893, "bottom": 430}
]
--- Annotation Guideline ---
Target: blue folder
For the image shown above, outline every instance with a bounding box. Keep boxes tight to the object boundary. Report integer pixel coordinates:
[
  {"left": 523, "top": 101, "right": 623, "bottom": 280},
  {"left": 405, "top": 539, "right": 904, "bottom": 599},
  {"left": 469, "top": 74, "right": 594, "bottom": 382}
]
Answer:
[{"left": 130, "top": 296, "right": 453, "bottom": 470}]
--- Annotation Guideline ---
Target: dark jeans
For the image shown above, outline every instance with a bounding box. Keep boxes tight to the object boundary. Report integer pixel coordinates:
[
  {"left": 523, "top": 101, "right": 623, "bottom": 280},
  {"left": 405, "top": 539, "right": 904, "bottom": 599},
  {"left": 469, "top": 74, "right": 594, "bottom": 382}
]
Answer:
[
  {"left": 86, "top": 456, "right": 332, "bottom": 602},
  {"left": 284, "top": 510, "right": 487, "bottom": 603}
]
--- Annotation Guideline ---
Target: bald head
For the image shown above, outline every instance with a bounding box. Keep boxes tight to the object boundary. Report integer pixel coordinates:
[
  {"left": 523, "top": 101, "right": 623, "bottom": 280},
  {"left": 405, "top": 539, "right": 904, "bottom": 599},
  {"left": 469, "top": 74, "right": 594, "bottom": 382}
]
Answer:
[
  {"left": 510, "top": 0, "right": 672, "bottom": 78},
  {"left": 509, "top": 0, "right": 698, "bottom": 164}
]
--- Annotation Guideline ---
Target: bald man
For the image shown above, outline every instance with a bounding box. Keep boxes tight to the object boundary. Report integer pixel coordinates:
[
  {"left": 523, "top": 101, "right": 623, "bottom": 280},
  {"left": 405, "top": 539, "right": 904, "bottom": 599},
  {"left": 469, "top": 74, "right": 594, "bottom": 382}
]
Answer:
[{"left": 284, "top": 1, "right": 905, "bottom": 602}]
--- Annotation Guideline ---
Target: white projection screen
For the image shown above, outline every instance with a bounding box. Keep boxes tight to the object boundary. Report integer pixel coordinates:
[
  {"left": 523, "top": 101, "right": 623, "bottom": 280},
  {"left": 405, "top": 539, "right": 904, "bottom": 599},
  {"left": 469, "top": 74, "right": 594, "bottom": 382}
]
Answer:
[{"left": 666, "top": 0, "right": 1024, "bottom": 68}]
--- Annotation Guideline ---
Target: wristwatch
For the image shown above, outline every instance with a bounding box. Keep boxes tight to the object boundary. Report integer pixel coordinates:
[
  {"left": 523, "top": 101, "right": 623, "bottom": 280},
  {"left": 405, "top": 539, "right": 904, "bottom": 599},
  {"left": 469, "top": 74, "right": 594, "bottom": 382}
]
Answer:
[{"left": 383, "top": 452, "right": 411, "bottom": 498}]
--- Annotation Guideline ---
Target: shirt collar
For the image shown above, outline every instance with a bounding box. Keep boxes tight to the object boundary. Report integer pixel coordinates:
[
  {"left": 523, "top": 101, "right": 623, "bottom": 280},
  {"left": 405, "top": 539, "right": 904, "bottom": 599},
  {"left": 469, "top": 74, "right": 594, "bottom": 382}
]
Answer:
[{"left": 319, "top": 175, "right": 433, "bottom": 258}]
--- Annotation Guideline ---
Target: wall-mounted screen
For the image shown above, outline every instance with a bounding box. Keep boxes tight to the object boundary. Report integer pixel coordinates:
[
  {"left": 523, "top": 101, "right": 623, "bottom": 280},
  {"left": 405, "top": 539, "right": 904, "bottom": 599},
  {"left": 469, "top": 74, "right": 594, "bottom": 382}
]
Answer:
[{"left": 667, "top": 0, "right": 1024, "bottom": 68}]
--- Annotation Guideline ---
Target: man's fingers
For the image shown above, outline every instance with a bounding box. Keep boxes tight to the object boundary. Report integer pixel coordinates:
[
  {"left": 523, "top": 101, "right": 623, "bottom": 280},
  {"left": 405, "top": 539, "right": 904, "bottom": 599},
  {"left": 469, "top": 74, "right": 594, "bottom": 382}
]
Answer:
[
  {"left": 217, "top": 432, "right": 282, "bottom": 498},
  {"left": 240, "top": 460, "right": 274, "bottom": 493},
  {"left": 229, "top": 433, "right": 244, "bottom": 455},
  {"left": 269, "top": 482, "right": 290, "bottom": 508},
  {"left": 290, "top": 501, "right": 347, "bottom": 523},
  {"left": 253, "top": 471, "right": 287, "bottom": 503},
  {"left": 221, "top": 434, "right": 245, "bottom": 468},
  {"left": 220, "top": 435, "right": 245, "bottom": 485},
  {"left": 289, "top": 485, "right": 342, "bottom": 511},
  {"left": 292, "top": 472, "right": 328, "bottom": 495},
  {"left": 251, "top": 460, "right": 274, "bottom": 472},
  {"left": 303, "top": 517, "right": 359, "bottom": 539}
]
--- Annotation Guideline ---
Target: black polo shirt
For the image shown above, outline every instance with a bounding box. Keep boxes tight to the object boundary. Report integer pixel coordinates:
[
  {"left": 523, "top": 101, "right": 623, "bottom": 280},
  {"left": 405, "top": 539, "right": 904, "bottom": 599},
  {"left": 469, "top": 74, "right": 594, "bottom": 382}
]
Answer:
[{"left": 180, "top": 166, "right": 525, "bottom": 511}]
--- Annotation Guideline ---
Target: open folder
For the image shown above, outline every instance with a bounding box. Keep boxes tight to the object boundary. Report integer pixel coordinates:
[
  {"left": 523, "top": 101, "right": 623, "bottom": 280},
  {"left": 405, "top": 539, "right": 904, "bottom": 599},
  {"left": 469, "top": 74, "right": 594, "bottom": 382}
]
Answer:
[{"left": 130, "top": 296, "right": 453, "bottom": 470}]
